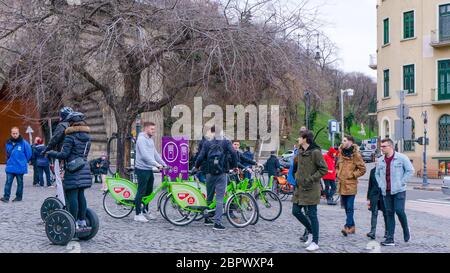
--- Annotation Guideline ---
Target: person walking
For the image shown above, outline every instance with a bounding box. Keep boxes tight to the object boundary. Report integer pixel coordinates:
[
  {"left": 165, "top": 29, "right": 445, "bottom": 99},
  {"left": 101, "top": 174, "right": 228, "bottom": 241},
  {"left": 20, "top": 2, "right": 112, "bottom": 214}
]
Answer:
[
  {"left": 195, "top": 125, "right": 238, "bottom": 230},
  {"left": 366, "top": 165, "right": 388, "bottom": 240},
  {"left": 322, "top": 147, "right": 338, "bottom": 205},
  {"left": 134, "top": 122, "right": 167, "bottom": 223},
  {"left": 47, "top": 112, "right": 93, "bottom": 231},
  {"left": 292, "top": 130, "right": 328, "bottom": 252},
  {"left": 375, "top": 138, "right": 414, "bottom": 246},
  {"left": 33, "top": 137, "right": 52, "bottom": 187},
  {"left": 1, "top": 127, "right": 32, "bottom": 203},
  {"left": 264, "top": 151, "right": 280, "bottom": 178},
  {"left": 336, "top": 135, "right": 366, "bottom": 236}
]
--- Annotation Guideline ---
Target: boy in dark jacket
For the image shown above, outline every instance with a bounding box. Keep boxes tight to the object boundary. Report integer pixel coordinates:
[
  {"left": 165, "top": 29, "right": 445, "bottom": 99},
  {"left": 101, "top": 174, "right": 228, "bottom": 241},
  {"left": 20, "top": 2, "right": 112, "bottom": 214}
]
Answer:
[
  {"left": 264, "top": 151, "right": 280, "bottom": 178},
  {"left": 366, "top": 166, "right": 388, "bottom": 239},
  {"left": 33, "top": 138, "right": 52, "bottom": 187}
]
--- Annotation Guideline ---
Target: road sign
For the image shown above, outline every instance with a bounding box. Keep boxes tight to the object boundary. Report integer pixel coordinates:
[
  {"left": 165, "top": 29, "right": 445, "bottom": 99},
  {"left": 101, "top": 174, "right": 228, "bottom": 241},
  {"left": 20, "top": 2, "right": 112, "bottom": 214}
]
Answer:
[
  {"left": 328, "top": 120, "right": 338, "bottom": 133},
  {"left": 416, "top": 137, "right": 429, "bottom": 145},
  {"left": 394, "top": 119, "right": 413, "bottom": 141},
  {"left": 396, "top": 104, "right": 410, "bottom": 119},
  {"left": 26, "top": 126, "right": 34, "bottom": 143}
]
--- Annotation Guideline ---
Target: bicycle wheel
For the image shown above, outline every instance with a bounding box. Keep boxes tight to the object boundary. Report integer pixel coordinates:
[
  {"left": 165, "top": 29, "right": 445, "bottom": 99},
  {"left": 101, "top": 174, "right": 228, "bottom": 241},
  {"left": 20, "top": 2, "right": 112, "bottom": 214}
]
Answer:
[
  {"left": 162, "top": 194, "right": 198, "bottom": 226},
  {"left": 157, "top": 191, "right": 169, "bottom": 220},
  {"left": 255, "top": 190, "right": 282, "bottom": 221},
  {"left": 102, "top": 191, "right": 134, "bottom": 219},
  {"left": 225, "top": 192, "right": 259, "bottom": 228}
]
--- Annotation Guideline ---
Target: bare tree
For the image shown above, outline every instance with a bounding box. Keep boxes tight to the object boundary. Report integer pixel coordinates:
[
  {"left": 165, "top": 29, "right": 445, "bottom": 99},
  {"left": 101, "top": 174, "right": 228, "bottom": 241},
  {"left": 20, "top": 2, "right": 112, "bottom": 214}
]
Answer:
[{"left": 0, "top": 0, "right": 320, "bottom": 175}]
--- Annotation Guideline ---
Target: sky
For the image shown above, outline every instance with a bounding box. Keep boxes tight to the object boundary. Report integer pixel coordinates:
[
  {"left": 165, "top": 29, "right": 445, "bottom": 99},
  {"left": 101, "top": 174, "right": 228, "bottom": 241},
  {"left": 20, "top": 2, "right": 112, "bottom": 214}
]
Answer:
[{"left": 290, "top": 0, "right": 378, "bottom": 79}]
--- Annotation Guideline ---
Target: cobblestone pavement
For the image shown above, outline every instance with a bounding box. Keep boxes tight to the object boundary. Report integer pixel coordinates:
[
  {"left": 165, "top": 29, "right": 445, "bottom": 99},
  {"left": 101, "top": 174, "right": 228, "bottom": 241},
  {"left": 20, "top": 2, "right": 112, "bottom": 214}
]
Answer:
[{"left": 0, "top": 166, "right": 449, "bottom": 253}]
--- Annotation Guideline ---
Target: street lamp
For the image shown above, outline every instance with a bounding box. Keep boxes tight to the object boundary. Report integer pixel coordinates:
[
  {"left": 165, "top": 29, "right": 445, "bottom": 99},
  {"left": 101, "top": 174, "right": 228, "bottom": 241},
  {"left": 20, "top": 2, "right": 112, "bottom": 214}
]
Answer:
[
  {"left": 421, "top": 111, "right": 429, "bottom": 186},
  {"left": 340, "top": 88, "right": 354, "bottom": 137},
  {"left": 305, "top": 91, "right": 311, "bottom": 129}
]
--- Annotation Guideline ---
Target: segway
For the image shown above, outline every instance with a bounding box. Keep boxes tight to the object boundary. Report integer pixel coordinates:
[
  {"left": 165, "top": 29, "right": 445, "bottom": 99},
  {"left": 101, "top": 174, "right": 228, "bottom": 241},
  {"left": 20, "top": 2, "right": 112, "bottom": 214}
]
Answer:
[{"left": 40, "top": 160, "right": 99, "bottom": 245}]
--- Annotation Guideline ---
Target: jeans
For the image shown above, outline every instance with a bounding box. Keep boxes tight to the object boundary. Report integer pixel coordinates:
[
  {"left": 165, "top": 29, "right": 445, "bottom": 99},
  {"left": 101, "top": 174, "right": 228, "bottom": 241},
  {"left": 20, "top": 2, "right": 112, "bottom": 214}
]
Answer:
[
  {"left": 384, "top": 191, "right": 409, "bottom": 241},
  {"left": 196, "top": 171, "right": 206, "bottom": 183},
  {"left": 3, "top": 173, "right": 24, "bottom": 200},
  {"left": 135, "top": 168, "right": 155, "bottom": 215},
  {"left": 324, "top": 179, "right": 336, "bottom": 200},
  {"left": 37, "top": 166, "right": 52, "bottom": 187},
  {"left": 369, "top": 195, "right": 388, "bottom": 235},
  {"left": 206, "top": 173, "right": 227, "bottom": 225},
  {"left": 32, "top": 164, "right": 39, "bottom": 185},
  {"left": 65, "top": 188, "right": 87, "bottom": 221},
  {"left": 292, "top": 204, "right": 319, "bottom": 244},
  {"left": 341, "top": 195, "right": 356, "bottom": 227}
]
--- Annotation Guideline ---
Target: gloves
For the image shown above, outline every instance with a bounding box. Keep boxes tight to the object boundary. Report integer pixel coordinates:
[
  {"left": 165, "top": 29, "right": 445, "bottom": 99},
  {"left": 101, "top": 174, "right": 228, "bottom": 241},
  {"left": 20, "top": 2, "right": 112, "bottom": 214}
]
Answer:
[{"left": 46, "top": 151, "right": 58, "bottom": 159}]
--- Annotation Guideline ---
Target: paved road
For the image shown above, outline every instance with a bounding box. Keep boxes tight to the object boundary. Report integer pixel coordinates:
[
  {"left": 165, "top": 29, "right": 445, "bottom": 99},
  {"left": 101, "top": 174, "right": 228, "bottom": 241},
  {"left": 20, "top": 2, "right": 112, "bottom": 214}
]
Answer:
[{"left": 0, "top": 165, "right": 449, "bottom": 253}]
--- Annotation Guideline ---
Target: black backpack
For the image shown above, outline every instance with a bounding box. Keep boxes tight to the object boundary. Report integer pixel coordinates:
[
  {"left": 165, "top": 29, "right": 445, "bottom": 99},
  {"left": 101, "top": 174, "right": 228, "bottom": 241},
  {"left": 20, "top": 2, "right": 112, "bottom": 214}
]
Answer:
[{"left": 207, "top": 140, "right": 225, "bottom": 175}]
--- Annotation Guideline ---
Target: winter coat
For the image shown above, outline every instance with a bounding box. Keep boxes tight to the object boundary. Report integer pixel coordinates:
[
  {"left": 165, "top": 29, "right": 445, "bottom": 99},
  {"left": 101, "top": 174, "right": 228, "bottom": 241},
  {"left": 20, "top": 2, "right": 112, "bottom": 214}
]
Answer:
[
  {"left": 195, "top": 136, "right": 238, "bottom": 175},
  {"left": 322, "top": 147, "right": 337, "bottom": 181},
  {"left": 5, "top": 136, "right": 32, "bottom": 175},
  {"left": 242, "top": 151, "right": 254, "bottom": 167},
  {"left": 336, "top": 144, "right": 366, "bottom": 196},
  {"left": 90, "top": 158, "right": 109, "bottom": 175},
  {"left": 264, "top": 155, "right": 280, "bottom": 177},
  {"left": 48, "top": 125, "right": 92, "bottom": 190},
  {"left": 33, "top": 144, "right": 50, "bottom": 167},
  {"left": 292, "top": 143, "right": 328, "bottom": 205},
  {"left": 367, "top": 167, "right": 385, "bottom": 211},
  {"left": 44, "top": 121, "right": 69, "bottom": 153}
]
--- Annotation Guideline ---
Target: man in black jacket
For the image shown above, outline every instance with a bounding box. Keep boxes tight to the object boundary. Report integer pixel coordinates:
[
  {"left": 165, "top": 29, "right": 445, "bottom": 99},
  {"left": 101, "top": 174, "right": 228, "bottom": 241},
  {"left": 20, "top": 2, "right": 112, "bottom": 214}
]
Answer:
[
  {"left": 264, "top": 151, "right": 281, "bottom": 178},
  {"left": 231, "top": 140, "right": 261, "bottom": 171},
  {"left": 43, "top": 106, "right": 73, "bottom": 154},
  {"left": 366, "top": 166, "right": 388, "bottom": 240}
]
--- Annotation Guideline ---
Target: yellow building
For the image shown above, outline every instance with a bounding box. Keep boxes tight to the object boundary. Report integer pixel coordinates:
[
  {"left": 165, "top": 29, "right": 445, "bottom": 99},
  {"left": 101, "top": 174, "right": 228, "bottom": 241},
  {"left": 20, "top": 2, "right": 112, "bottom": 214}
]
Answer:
[{"left": 373, "top": 0, "right": 450, "bottom": 176}]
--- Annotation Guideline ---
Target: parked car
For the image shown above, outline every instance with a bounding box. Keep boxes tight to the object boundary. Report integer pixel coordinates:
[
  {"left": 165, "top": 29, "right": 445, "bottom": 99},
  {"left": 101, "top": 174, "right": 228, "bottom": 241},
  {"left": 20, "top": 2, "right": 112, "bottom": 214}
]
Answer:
[
  {"left": 281, "top": 150, "right": 294, "bottom": 159},
  {"left": 361, "top": 149, "right": 376, "bottom": 163},
  {"left": 442, "top": 176, "right": 450, "bottom": 195},
  {"left": 279, "top": 156, "right": 293, "bottom": 169}
]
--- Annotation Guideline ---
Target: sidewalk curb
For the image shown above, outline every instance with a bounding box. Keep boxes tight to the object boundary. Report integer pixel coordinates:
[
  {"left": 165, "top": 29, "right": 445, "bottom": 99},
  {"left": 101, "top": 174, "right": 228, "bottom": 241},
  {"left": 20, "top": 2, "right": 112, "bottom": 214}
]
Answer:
[{"left": 412, "top": 186, "right": 442, "bottom": 192}]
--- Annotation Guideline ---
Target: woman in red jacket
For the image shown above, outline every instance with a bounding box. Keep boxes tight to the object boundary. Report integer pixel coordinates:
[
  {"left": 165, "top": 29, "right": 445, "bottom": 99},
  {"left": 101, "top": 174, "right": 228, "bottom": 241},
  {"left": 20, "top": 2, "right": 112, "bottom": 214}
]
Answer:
[{"left": 323, "top": 147, "right": 338, "bottom": 205}]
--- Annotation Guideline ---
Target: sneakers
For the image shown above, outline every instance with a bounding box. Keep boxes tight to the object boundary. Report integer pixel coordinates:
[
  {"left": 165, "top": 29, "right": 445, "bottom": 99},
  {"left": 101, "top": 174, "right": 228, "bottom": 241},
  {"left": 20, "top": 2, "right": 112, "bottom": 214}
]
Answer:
[
  {"left": 366, "top": 232, "right": 376, "bottom": 240},
  {"left": 134, "top": 214, "right": 149, "bottom": 223},
  {"left": 300, "top": 230, "right": 309, "bottom": 242},
  {"left": 341, "top": 226, "right": 348, "bottom": 237},
  {"left": 381, "top": 239, "right": 395, "bottom": 246},
  {"left": 0, "top": 197, "right": 9, "bottom": 203},
  {"left": 213, "top": 223, "right": 226, "bottom": 230},
  {"left": 304, "top": 234, "right": 313, "bottom": 247},
  {"left": 347, "top": 226, "right": 356, "bottom": 234},
  {"left": 12, "top": 198, "right": 22, "bottom": 202},
  {"left": 305, "top": 242, "right": 320, "bottom": 252},
  {"left": 204, "top": 218, "right": 214, "bottom": 226}
]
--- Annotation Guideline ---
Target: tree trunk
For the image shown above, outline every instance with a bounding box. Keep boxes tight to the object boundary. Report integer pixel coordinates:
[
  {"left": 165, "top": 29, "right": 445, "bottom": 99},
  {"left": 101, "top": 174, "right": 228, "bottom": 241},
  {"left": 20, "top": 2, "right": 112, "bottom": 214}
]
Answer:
[{"left": 115, "top": 116, "right": 135, "bottom": 178}]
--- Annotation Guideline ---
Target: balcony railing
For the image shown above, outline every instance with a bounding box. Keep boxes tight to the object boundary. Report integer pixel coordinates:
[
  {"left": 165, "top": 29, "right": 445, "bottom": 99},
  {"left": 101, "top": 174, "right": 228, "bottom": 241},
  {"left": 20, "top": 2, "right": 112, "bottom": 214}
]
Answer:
[
  {"left": 430, "top": 29, "right": 450, "bottom": 48},
  {"left": 369, "top": 54, "right": 377, "bottom": 70}
]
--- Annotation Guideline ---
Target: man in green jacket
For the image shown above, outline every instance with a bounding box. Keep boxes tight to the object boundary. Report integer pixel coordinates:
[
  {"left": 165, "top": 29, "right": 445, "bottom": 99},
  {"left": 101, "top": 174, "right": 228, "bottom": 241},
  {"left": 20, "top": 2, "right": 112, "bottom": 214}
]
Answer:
[{"left": 292, "top": 130, "right": 328, "bottom": 252}]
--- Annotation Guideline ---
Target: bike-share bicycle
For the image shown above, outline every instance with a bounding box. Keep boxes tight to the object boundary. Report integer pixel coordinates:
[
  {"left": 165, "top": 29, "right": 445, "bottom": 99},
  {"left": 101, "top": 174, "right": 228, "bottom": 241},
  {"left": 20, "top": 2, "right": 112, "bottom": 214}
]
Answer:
[
  {"left": 40, "top": 160, "right": 99, "bottom": 245},
  {"left": 239, "top": 166, "right": 282, "bottom": 221},
  {"left": 162, "top": 169, "right": 259, "bottom": 228}
]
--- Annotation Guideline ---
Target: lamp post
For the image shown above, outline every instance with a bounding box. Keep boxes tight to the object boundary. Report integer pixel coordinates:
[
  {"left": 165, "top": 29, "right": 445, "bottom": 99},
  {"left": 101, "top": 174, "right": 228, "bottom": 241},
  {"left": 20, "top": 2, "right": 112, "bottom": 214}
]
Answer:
[
  {"left": 305, "top": 91, "right": 310, "bottom": 129},
  {"left": 340, "top": 89, "right": 354, "bottom": 138},
  {"left": 421, "top": 111, "right": 429, "bottom": 186}
]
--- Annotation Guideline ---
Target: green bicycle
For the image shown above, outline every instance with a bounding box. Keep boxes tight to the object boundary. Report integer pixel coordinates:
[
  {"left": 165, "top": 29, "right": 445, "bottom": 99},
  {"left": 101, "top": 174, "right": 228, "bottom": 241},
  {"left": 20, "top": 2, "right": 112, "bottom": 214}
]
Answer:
[
  {"left": 103, "top": 166, "right": 184, "bottom": 220},
  {"left": 236, "top": 166, "right": 282, "bottom": 222},
  {"left": 162, "top": 169, "right": 259, "bottom": 228}
]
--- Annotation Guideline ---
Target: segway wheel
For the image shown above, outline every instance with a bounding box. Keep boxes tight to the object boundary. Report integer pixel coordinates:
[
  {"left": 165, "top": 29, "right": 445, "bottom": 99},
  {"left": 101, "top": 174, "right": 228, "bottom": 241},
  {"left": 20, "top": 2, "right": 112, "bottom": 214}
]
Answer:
[
  {"left": 41, "top": 197, "right": 64, "bottom": 222},
  {"left": 45, "top": 210, "right": 76, "bottom": 246},
  {"left": 77, "top": 208, "right": 99, "bottom": 241}
]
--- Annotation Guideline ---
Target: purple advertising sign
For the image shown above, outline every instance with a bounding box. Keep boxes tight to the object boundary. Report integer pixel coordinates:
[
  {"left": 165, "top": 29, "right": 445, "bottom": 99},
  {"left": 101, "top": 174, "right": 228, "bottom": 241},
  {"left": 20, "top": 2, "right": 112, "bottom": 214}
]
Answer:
[{"left": 162, "top": 136, "right": 189, "bottom": 180}]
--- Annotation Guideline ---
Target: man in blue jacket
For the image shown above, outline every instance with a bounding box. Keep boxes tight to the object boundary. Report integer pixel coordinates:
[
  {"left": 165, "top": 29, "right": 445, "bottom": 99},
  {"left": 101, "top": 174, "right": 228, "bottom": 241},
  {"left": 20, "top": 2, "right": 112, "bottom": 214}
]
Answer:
[{"left": 1, "top": 127, "right": 32, "bottom": 202}]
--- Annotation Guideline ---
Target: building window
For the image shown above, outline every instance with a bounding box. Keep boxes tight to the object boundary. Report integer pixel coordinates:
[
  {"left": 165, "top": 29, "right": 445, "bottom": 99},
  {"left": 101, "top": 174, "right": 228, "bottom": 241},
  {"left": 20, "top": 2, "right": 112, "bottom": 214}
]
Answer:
[
  {"left": 403, "top": 11, "right": 415, "bottom": 39},
  {"left": 403, "top": 64, "right": 415, "bottom": 94},
  {"left": 383, "top": 69, "right": 390, "bottom": 97},
  {"left": 439, "top": 114, "right": 450, "bottom": 151},
  {"left": 438, "top": 60, "right": 450, "bottom": 101},
  {"left": 383, "top": 18, "right": 390, "bottom": 45},
  {"left": 439, "top": 4, "right": 450, "bottom": 42},
  {"left": 383, "top": 119, "right": 390, "bottom": 138},
  {"left": 403, "top": 117, "right": 415, "bottom": 152}
]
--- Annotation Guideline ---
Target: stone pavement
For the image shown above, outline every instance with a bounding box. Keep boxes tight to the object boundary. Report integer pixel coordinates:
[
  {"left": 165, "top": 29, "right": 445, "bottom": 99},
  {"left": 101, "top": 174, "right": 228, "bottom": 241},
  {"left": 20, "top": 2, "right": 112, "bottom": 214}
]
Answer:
[{"left": 0, "top": 165, "right": 449, "bottom": 253}]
